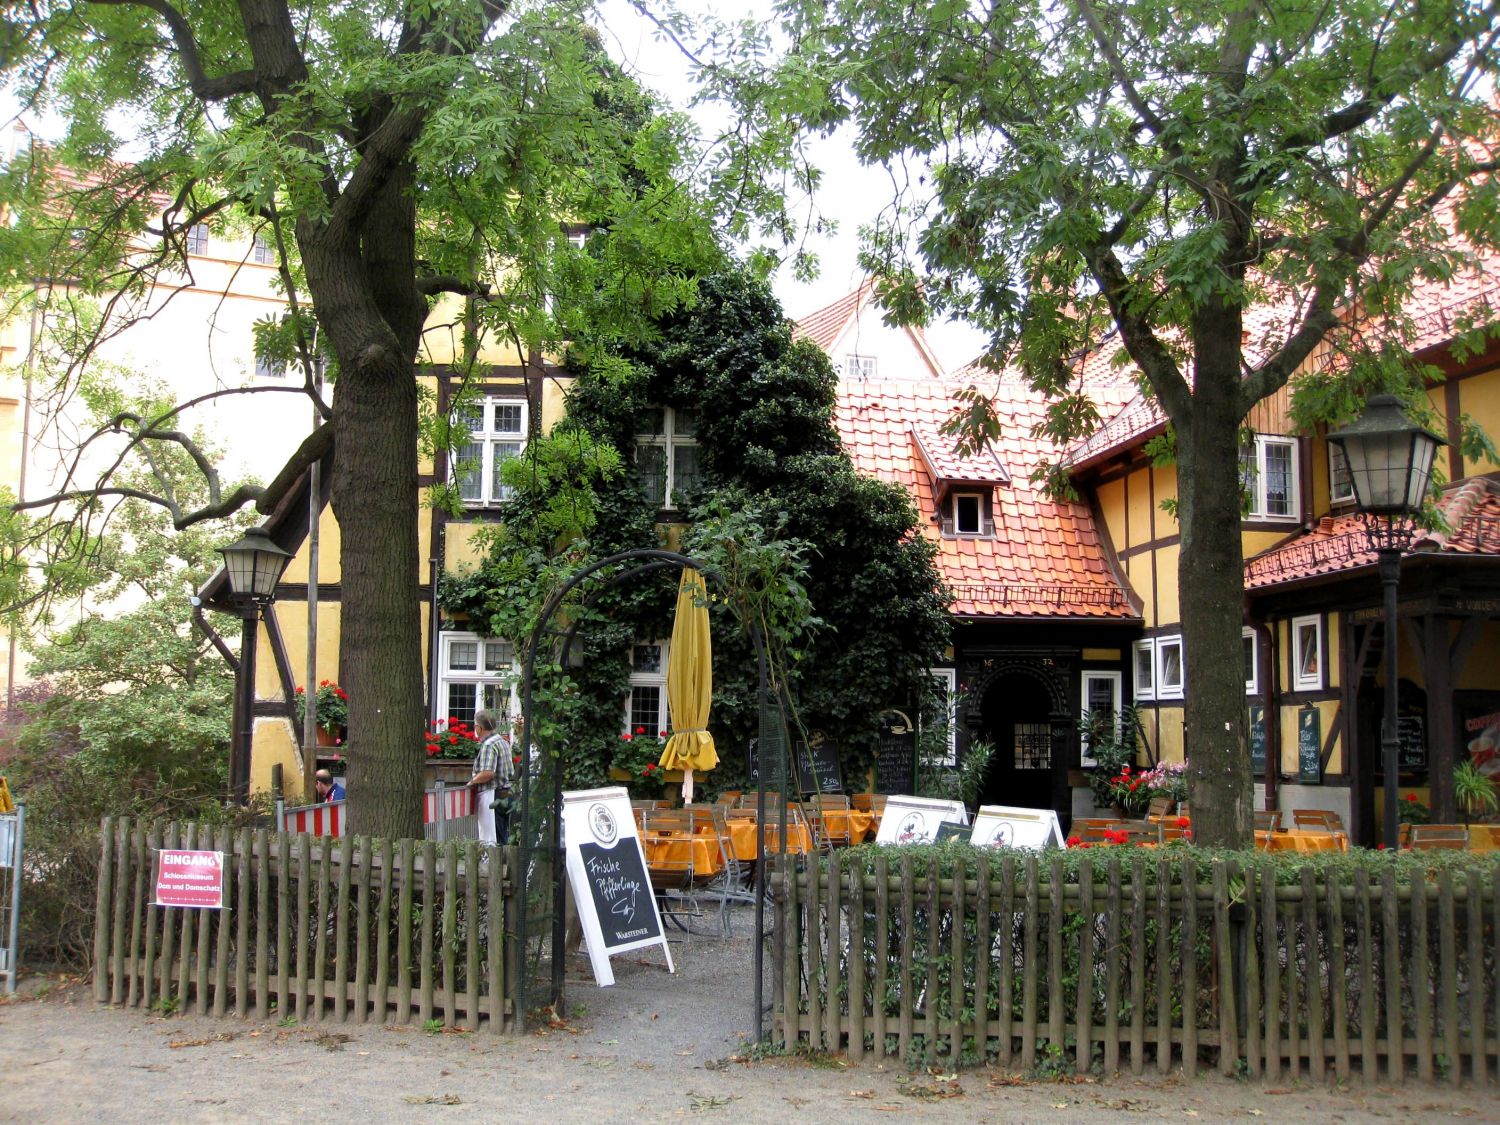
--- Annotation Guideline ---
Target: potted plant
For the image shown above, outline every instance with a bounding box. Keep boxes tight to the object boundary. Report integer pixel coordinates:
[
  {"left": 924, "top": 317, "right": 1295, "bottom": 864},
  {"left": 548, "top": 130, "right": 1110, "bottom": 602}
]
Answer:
[
  {"left": 1454, "top": 760, "right": 1499, "bottom": 824},
  {"left": 614, "top": 727, "right": 669, "bottom": 801},
  {"left": 425, "top": 719, "right": 481, "bottom": 761},
  {"left": 1083, "top": 705, "right": 1144, "bottom": 811},
  {"left": 295, "top": 680, "right": 349, "bottom": 745}
]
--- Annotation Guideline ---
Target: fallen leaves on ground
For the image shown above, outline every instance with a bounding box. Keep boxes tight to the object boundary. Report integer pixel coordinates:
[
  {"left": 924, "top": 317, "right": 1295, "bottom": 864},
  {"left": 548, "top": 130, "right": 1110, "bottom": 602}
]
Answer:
[
  {"left": 313, "top": 1031, "right": 352, "bottom": 1051},
  {"left": 1092, "top": 1096, "right": 1150, "bottom": 1111},
  {"left": 897, "top": 1074, "right": 964, "bottom": 1100},
  {"left": 403, "top": 1094, "right": 462, "bottom": 1105},
  {"left": 688, "top": 1092, "right": 740, "bottom": 1111},
  {"left": 166, "top": 1032, "right": 237, "bottom": 1049},
  {"left": 849, "top": 1090, "right": 875, "bottom": 1099}
]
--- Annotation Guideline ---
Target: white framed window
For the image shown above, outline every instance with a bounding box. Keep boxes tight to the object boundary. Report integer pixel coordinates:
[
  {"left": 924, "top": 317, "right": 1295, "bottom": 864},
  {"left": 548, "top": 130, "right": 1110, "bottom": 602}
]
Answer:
[
  {"left": 1156, "top": 636, "right": 1184, "bottom": 699},
  {"left": 1328, "top": 440, "right": 1355, "bottom": 504},
  {"left": 1132, "top": 639, "right": 1156, "bottom": 701},
  {"left": 185, "top": 223, "right": 209, "bottom": 255},
  {"left": 942, "top": 491, "right": 993, "bottom": 537},
  {"left": 624, "top": 641, "right": 670, "bottom": 737},
  {"left": 845, "top": 353, "right": 877, "bottom": 380},
  {"left": 1243, "top": 627, "right": 1259, "bottom": 695},
  {"left": 252, "top": 233, "right": 275, "bottom": 265},
  {"left": 453, "top": 396, "right": 527, "bottom": 507},
  {"left": 1080, "top": 670, "right": 1122, "bottom": 768},
  {"left": 436, "top": 632, "right": 517, "bottom": 727},
  {"left": 923, "top": 668, "right": 958, "bottom": 767},
  {"left": 1292, "top": 615, "right": 1323, "bottom": 692},
  {"left": 1240, "top": 434, "right": 1299, "bottom": 520},
  {"left": 635, "top": 407, "right": 701, "bottom": 510}
]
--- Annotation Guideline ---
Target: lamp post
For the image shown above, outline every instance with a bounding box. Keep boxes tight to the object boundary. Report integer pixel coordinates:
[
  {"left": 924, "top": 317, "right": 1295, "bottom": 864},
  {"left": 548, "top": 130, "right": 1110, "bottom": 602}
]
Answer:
[
  {"left": 219, "top": 526, "right": 293, "bottom": 802},
  {"left": 1327, "top": 395, "right": 1445, "bottom": 849}
]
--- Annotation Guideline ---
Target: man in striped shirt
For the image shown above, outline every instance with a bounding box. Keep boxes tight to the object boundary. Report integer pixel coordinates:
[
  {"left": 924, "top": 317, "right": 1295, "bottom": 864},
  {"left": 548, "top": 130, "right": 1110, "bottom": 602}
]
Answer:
[{"left": 470, "top": 710, "right": 513, "bottom": 845}]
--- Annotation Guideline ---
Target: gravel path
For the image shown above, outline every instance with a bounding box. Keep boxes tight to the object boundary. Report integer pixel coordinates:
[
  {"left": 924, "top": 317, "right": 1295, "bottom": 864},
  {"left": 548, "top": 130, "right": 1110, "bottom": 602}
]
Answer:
[{"left": 2, "top": 910, "right": 1498, "bottom": 1123}]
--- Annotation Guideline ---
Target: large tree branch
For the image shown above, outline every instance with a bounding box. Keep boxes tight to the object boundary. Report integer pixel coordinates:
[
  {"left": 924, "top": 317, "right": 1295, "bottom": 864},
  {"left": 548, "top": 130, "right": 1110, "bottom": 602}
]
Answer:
[
  {"left": 1072, "top": 0, "right": 1165, "bottom": 137},
  {"left": 416, "top": 274, "right": 493, "bottom": 298},
  {"left": 1082, "top": 242, "right": 1193, "bottom": 423},
  {"left": 1261, "top": 1, "right": 1500, "bottom": 170},
  {"left": 83, "top": 0, "right": 258, "bottom": 101},
  {"left": 1238, "top": 281, "right": 1344, "bottom": 410}
]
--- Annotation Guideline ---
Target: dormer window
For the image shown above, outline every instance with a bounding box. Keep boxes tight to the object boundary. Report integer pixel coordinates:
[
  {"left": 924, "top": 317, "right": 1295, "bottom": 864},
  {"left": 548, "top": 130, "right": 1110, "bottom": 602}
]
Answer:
[
  {"left": 635, "top": 407, "right": 701, "bottom": 510},
  {"left": 845, "top": 354, "right": 877, "bottom": 380},
  {"left": 941, "top": 491, "right": 993, "bottom": 537}
]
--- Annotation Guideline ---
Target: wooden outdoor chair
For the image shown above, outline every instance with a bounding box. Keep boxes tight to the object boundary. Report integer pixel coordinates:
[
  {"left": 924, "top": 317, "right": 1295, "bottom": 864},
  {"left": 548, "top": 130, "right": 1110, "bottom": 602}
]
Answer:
[
  {"left": 852, "top": 794, "right": 888, "bottom": 827},
  {"left": 640, "top": 808, "right": 701, "bottom": 932},
  {"left": 805, "top": 794, "right": 852, "bottom": 848},
  {"left": 1158, "top": 823, "right": 1191, "bottom": 844},
  {"left": 1292, "top": 808, "right": 1344, "bottom": 833},
  {"left": 683, "top": 803, "right": 748, "bottom": 934},
  {"left": 1409, "top": 824, "right": 1470, "bottom": 850},
  {"left": 1253, "top": 809, "right": 1282, "bottom": 833},
  {"left": 1114, "top": 820, "right": 1162, "bottom": 845}
]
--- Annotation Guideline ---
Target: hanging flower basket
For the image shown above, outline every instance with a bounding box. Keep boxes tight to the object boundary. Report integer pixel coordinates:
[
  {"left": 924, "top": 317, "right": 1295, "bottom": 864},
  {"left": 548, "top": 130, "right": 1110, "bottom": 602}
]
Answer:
[{"left": 295, "top": 680, "right": 349, "bottom": 737}]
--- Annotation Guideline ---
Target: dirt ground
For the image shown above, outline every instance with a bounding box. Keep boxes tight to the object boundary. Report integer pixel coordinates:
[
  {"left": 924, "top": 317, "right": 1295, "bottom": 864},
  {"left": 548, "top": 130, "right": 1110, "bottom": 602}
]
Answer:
[{"left": 3, "top": 916, "right": 1500, "bottom": 1124}]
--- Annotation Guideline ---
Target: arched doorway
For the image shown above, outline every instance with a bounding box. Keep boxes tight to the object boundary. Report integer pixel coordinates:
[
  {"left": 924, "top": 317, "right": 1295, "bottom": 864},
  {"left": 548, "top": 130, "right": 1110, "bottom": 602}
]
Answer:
[{"left": 977, "top": 669, "right": 1058, "bottom": 810}]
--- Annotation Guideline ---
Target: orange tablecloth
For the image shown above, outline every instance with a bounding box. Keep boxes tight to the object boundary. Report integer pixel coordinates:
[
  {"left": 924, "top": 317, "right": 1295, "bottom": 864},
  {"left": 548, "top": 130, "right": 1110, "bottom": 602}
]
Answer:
[
  {"left": 815, "top": 808, "right": 877, "bottom": 844},
  {"left": 1468, "top": 826, "right": 1500, "bottom": 852},
  {"left": 642, "top": 832, "right": 722, "bottom": 877},
  {"left": 1265, "top": 829, "right": 1349, "bottom": 853},
  {"left": 722, "top": 818, "right": 813, "bottom": 858}
]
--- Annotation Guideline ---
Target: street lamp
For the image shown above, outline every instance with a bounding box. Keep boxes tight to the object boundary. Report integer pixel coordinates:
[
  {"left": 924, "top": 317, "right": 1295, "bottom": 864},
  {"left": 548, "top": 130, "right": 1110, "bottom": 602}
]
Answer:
[
  {"left": 218, "top": 525, "right": 292, "bottom": 602},
  {"left": 1327, "top": 395, "right": 1446, "bottom": 849},
  {"left": 218, "top": 526, "right": 293, "bottom": 803}
]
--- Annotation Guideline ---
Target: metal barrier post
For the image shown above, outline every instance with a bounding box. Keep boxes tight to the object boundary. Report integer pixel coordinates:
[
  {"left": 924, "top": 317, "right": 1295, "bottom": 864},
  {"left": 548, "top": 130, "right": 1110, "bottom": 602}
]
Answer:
[
  {"left": 3, "top": 803, "right": 24, "bottom": 993},
  {"left": 434, "top": 780, "right": 447, "bottom": 844},
  {"left": 275, "top": 797, "right": 286, "bottom": 834}
]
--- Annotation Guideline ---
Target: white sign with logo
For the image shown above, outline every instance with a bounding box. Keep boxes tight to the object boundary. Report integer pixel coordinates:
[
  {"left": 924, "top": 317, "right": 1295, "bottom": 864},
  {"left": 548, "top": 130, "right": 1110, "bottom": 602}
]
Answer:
[
  {"left": 969, "top": 805, "right": 1065, "bottom": 851},
  {"left": 561, "top": 786, "right": 673, "bottom": 987},
  {"left": 874, "top": 794, "right": 969, "bottom": 845}
]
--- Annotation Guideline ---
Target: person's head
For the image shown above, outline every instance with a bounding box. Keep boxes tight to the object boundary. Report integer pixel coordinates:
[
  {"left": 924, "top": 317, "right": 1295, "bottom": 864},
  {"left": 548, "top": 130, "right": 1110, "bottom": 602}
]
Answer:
[
  {"left": 474, "top": 710, "right": 496, "bottom": 736},
  {"left": 315, "top": 769, "right": 334, "bottom": 796}
]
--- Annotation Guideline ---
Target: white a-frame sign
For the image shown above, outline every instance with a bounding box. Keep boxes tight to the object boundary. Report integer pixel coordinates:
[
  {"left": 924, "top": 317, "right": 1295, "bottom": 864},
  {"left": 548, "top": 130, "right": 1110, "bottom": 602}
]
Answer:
[{"left": 561, "top": 787, "right": 674, "bottom": 986}]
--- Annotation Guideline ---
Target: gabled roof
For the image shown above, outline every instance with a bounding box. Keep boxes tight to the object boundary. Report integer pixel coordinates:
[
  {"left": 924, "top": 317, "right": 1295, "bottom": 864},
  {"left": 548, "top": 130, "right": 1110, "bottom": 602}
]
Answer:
[
  {"left": 836, "top": 378, "right": 1141, "bottom": 620},
  {"left": 1244, "top": 478, "right": 1500, "bottom": 591},
  {"left": 909, "top": 421, "right": 1011, "bottom": 499},
  {"left": 792, "top": 280, "right": 947, "bottom": 380}
]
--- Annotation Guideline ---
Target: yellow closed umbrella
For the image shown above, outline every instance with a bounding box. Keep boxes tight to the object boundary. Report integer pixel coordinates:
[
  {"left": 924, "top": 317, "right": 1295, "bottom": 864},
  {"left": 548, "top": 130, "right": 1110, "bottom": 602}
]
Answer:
[{"left": 659, "top": 568, "right": 717, "bottom": 802}]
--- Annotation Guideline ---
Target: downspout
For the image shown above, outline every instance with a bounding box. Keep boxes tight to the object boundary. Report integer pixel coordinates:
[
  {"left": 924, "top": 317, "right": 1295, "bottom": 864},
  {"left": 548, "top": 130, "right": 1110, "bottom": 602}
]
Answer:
[
  {"left": 301, "top": 356, "right": 323, "bottom": 802},
  {"left": 1264, "top": 618, "right": 1280, "bottom": 812}
]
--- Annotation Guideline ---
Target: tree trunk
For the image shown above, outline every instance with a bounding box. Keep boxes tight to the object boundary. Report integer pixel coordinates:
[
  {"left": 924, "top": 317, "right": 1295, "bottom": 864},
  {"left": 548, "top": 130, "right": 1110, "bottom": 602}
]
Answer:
[
  {"left": 1176, "top": 316, "right": 1254, "bottom": 848},
  {"left": 302, "top": 168, "right": 429, "bottom": 842},
  {"left": 328, "top": 346, "right": 425, "bottom": 840}
]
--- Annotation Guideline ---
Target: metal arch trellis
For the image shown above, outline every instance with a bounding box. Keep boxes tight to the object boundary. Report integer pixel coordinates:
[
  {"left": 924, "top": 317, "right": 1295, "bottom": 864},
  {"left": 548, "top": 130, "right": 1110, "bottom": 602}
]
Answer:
[{"left": 513, "top": 547, "right": 782, "bottom": 1040}]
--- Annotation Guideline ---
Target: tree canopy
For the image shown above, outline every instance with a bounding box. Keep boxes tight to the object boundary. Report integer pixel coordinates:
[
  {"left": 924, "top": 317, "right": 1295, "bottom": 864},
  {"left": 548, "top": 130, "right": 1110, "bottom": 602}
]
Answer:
[
  {"left": 749, "top": 0, "right": 1500, "bottom": 844},
  {"left": 0, "top": 0, "right": 798, "bottom": 836}
]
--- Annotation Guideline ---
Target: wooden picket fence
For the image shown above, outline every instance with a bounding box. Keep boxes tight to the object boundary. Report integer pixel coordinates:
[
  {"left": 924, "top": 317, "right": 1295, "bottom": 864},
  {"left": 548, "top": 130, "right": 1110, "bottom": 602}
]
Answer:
[
  {"left": 772, "top": 848, "right": 1500, "bottom": 1083},
  {"left": 93, "top": 817, "right": 519, "bottom": 1031}
]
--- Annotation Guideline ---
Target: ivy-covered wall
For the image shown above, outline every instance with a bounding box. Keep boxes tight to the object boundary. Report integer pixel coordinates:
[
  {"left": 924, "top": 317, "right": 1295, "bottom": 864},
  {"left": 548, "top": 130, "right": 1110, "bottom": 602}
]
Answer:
[{"left": 443, "top": 269, "right": 950, "bottom": 794}]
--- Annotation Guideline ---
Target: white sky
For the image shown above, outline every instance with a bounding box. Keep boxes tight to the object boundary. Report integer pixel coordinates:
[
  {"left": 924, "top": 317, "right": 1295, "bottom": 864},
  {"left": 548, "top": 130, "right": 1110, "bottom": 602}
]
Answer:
[{"left": 595, "top": 1, "right": 990, "bottom": 373}]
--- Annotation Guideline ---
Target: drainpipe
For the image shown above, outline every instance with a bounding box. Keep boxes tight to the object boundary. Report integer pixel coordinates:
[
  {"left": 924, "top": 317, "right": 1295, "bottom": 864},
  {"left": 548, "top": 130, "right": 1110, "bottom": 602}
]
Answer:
[{"left": 302, "top": 354, "right": 324, "bottom": 802}]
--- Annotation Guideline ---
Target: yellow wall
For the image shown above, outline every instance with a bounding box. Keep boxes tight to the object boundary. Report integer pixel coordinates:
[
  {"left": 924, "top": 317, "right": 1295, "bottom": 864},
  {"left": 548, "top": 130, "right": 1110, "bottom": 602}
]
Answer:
[
  {"left": 1459, "top": 371, "right": 1500, "bottom": 478},
  {"left": 1096, "top": 478, "right": 1125, "bottom": 550}
]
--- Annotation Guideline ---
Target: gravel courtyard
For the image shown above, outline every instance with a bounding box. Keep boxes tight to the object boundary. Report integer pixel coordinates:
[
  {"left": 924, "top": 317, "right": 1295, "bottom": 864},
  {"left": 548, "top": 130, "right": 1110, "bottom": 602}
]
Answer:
[{"left": 2, "top": 912, "right": 1498, "bottom": 1123}]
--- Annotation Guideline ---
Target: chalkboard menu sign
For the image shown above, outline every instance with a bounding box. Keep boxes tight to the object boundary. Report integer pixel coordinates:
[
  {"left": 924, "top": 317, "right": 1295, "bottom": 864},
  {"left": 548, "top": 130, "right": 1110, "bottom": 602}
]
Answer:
[
  {"left": 562, "top": 787, "right": 672, "bottom": 987},
  {"left": 1397, "top": 716, "right": 1426, "bottom": 770},
  {"left": 1248, "top": 704, "right": 1266, "bottom": 776},
  {"left": 794, "top": 729, "right": 843, "bottom": 794},
  {"left": 876, "top": 710, "right": 916, "bottom": 794},
  {"left": 1297, "top": 705, "right": 1322, "bottom": 784},
  {"left": 746, "top": 731, "right": 790, "bottom": 790}
]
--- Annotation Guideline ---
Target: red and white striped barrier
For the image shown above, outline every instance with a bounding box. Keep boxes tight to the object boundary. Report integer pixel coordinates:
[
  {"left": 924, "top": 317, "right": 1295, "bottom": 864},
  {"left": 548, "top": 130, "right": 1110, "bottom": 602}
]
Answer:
[
  {"left": 277, "top": 783, "right": 480, "bottom": 841},
  {"left": 424, "top": 784, "right": 476, "bottom": 824},
  {"left": 278, "top": 799, "right": 347, "bottom": 838}
]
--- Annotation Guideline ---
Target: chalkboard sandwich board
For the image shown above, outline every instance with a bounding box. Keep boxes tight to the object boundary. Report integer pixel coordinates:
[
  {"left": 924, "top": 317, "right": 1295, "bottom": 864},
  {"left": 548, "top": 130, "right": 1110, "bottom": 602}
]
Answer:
[
  {"left": 969, "top": 805, "right": 1065, "bottom": 851},
  {"left": 876, "top": 710, "right": 916, "bottom": 795},
  {"left": 1297, "top": 705, "right": 1322, "bottom": 785},
  {"left": 794, "top": 729, "right": 843, "bottom": 794},
  {"left": 562, "top": 786, "right": 673, "bottom": 987}
]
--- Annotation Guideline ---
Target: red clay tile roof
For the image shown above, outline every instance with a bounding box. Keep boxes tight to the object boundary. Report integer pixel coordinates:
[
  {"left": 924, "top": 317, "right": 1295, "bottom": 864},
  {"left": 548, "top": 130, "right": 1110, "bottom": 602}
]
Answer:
[
  {"left": 836, "top": 378, "right": 1142, "bottom": 619},
  {"left": 1244, "top": 478, "right": 1500, "bottom": 590}
]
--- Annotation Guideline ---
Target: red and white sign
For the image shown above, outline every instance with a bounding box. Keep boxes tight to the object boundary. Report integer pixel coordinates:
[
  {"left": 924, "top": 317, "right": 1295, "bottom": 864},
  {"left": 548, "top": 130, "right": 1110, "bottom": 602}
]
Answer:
[{"left": 155, "top": 849, "right": 225, "bottom": 909}]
